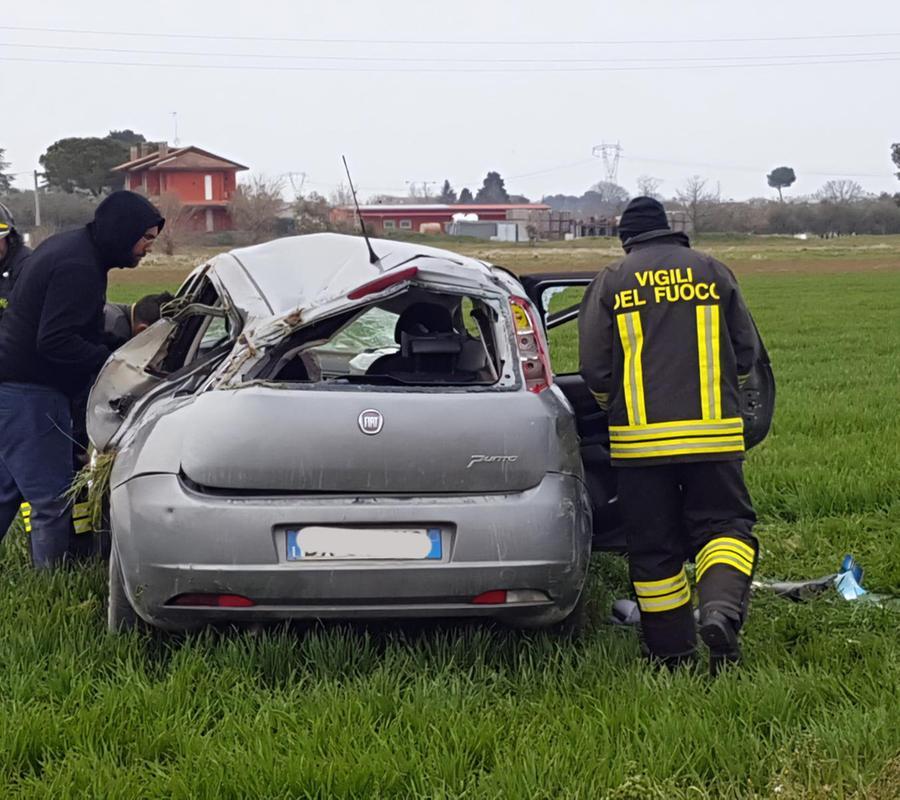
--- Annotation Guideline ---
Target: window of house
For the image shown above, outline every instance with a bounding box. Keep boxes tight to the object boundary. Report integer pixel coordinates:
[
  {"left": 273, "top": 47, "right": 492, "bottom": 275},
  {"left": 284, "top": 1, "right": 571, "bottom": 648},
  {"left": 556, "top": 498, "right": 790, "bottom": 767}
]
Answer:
[
  {"left": 383, "top": 220, "right": 396, "bottom": 231},
  {"left": 399, "top": 219, "right": 412, "bottom": 230}
]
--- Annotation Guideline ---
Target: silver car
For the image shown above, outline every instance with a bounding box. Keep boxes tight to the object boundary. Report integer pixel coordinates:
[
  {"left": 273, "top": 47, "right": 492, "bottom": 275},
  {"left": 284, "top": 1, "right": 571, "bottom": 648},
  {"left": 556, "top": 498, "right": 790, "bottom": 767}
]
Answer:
[{"left": 90, "top": 233, "right": 774, "bottom": 633}]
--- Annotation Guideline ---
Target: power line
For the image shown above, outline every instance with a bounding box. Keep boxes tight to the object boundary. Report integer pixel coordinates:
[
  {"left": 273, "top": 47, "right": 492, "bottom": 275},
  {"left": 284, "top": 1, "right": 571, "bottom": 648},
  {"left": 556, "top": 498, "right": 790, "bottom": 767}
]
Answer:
[
  {"left": 3, "top": 24, "right": 900, "bottom": 46},
  {"left": 5, "top": 41, "right": 900, "bottom": 64},
  {"left": 4, "top": 54, "right": 900, "bottom": 73}
]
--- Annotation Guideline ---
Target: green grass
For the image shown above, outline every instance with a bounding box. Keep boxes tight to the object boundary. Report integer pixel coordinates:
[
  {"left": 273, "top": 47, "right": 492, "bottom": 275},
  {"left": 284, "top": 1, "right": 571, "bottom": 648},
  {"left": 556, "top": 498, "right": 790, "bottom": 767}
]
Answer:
[{"left": 0, "top": 273, "right": 898, "bottom": 798}]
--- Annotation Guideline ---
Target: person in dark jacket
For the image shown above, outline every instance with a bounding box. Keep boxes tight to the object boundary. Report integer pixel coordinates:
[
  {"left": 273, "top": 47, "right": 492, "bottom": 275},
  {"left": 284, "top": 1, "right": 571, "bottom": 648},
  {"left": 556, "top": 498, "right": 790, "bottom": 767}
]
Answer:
[
  {"left": 579, "top": 197, "right": 760, "bottom": 674},
  {"left": 0, "top": 191, "right": 164, "bottom": 568},
  {"left": 103, "top": 291, "right": 174, "bottom": 350},
  {"left": 0, "top": 201, "right": 31, "bottom": 310}
]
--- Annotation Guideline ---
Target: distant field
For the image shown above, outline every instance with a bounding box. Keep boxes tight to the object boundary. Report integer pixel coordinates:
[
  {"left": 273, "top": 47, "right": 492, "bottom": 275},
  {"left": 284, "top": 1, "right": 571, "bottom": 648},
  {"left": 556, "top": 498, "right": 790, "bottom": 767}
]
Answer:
[
  {"left": 108, "top": 232, "right": 900, "bottom": 295},
  {"left": 1, "top": 246, "right": 898, "bottom": 797}
]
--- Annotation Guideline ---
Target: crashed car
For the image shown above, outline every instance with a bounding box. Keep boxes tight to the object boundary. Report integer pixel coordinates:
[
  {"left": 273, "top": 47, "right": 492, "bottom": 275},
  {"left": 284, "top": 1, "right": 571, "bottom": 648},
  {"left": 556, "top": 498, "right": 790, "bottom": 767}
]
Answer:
[{"left": 89, "top": 233, "right": 774, "bottom": 633}]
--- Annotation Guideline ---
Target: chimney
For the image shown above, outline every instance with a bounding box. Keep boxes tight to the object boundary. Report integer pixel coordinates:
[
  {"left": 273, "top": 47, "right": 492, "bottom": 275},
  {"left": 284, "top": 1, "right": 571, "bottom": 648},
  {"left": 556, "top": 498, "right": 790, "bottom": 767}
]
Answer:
[
  {"left": 129, "top": 145, "right": 139, "bottom": 161},
  {"left": 140, "top": 142, "right": 150, "bottom": 157},
  {"left": 158, "top": 141, "right": 169, "bottom": 157}
]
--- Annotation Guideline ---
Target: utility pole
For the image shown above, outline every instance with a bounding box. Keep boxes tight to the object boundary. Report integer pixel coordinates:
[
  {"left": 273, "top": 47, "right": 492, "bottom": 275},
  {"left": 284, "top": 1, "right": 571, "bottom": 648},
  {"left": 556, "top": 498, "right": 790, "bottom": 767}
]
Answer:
[
  {"left": 171, "top": 111, "right": 180, "bottom": 146},
  {"left": 591, "top": 142, "right": 623, "bottom": 184},
  {"left": 33, "top": 170, "right": 42, "bottom": 227}
]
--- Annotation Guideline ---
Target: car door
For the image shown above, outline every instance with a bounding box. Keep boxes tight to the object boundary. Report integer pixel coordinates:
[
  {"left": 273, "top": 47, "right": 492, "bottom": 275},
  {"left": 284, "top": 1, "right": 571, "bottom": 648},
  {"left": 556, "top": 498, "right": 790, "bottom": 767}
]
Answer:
[
  {"left": 519, "top": 271, "right": 776, "bottom": 551},
  {"left": 87, "top": 269, "right": 240, "bottom": 451}
]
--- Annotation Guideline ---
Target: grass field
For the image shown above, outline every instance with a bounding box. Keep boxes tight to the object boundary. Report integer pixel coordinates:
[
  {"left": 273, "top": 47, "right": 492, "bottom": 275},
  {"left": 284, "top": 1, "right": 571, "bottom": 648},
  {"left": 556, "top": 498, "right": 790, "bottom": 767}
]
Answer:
[{"left": 1, "top": 238, "right": 898, "bottom": 798}]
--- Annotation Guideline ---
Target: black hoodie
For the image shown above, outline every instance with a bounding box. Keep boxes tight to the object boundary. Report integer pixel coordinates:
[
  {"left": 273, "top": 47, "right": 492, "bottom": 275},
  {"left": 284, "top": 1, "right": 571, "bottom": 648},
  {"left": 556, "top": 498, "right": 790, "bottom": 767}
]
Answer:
[{"left": 0, "top": 191, "right": 164, "bottom": 398}]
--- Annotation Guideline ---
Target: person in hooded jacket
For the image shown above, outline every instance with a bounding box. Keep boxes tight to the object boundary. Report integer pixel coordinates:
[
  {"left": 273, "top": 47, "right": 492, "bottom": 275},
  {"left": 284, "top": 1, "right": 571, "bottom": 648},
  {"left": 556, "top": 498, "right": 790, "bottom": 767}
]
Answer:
[
  {"left": 579, "top": 196, "right": 761, "bottom": 675},
  {"left": 0, "top": 201, "right": 31, "bottom": 311},
  {"left": 0, "top": 190, "right": 164, "bottom": 568}
]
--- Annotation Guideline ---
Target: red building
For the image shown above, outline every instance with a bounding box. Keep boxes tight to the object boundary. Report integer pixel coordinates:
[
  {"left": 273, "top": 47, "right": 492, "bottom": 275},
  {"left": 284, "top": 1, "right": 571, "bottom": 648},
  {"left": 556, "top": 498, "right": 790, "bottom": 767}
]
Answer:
[
  {"left": 332, "top": 203, "right": 552, "bottom": 236},
  {"left": 112, "top": 143, "right": 248, "bottom": 232}
]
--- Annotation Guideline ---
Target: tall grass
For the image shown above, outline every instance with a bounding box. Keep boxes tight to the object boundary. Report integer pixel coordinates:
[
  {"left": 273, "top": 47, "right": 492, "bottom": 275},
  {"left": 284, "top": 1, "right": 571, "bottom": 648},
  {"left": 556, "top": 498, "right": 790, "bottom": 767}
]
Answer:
[{"left": 0, "top": 272, "right": 897, "bottom": 798}]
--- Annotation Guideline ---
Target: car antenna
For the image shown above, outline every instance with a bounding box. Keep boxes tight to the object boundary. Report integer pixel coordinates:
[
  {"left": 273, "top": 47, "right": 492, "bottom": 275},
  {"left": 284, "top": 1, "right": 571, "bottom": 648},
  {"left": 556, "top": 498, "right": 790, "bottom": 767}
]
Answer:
[{"left": 342, "top": 155, "right": 381, "bottom": 265}]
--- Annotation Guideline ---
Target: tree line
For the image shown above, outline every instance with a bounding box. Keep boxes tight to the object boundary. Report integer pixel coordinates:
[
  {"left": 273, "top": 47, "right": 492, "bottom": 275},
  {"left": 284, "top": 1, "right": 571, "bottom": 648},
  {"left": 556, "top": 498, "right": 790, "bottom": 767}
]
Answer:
[{"left": 3, "top": 136, "right": 900, "bottom": 241}]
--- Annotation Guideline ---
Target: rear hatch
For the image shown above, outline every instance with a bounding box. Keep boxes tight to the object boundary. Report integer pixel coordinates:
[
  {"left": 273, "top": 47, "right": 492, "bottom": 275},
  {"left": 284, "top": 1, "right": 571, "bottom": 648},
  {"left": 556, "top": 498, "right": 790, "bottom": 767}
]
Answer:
[{"left": 179, "top": 387, "right": 554, "bottom": 494}]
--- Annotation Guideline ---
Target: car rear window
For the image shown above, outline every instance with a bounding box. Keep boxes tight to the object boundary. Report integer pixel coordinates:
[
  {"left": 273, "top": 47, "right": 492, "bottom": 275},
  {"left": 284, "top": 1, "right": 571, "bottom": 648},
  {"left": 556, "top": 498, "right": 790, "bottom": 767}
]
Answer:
[{"left": 257, "top": 290, "right": 502, "bottom": 387}]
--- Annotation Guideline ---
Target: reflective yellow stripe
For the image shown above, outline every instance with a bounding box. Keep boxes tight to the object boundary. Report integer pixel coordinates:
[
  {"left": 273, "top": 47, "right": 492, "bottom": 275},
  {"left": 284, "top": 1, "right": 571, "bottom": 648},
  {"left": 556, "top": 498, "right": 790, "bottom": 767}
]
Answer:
[
  {"left": 617, "top": 311, "right": 647, "bottom": 426},
  {"left": 20, "top": 503, "right": 32, "bottom": 533},
  {"left": 73, "top": 519, "right": 93, "bottom": 534},
  {"left": 636, "top": 585, "right": 692, "bottom": 613},
  {"left": 590, "top": 389, "right": 610, "bottom": 408},
  {"left": 696, "top": 537, "right": 756, "bottom": 581},
  {"left": 696, "top": 304, "right": 722, "bottom": 420},
  {"left": 633, "top": 568, "right": 687, "bottom": 597},
  {"left": 697, "top": 536, "right": 755, "bottom": 563},
  {"left": 697, "top": 554, "right": 754, "bottom": 581},
  {"left": 611, "top": 436, "right": 744, "bottom": 459},
  {"left": 609, "top": 419, "right": 743, "bottom": 442},
  {"left": 697, "top": 547, "right": 754, "bottom": 576},
  {"left": 610, "top": 417, "right": 743, "bottom": 432},
  {"left": 74, "top": 501, "right": 90, "bottom": 517}
]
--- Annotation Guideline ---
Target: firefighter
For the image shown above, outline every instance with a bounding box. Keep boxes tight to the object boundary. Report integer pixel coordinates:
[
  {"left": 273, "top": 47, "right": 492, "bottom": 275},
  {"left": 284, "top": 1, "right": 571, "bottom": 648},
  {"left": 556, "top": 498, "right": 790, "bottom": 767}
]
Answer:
[
  {"left": 0, "top": 201, "right": 31, "bottom": 311},
  {"left": 0, "top": 191, "right": 164, "bottom": 568},
  {"left": 579, "top": 197, "right": 760, "bottom": 674}
]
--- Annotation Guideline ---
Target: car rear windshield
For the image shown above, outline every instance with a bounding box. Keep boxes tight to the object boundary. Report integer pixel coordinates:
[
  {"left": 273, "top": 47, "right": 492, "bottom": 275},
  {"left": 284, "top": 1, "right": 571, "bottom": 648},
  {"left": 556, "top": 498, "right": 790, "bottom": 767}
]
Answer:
[{"left": 255, "top": 289, "right": 503, "bottom": 387}]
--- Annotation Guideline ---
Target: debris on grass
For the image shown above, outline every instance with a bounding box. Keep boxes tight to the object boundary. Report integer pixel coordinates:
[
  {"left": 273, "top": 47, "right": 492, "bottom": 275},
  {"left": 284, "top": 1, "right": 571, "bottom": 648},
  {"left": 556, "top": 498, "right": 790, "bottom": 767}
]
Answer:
[{"left": 66, "top": 450, "right": 116, "bottom": 531}]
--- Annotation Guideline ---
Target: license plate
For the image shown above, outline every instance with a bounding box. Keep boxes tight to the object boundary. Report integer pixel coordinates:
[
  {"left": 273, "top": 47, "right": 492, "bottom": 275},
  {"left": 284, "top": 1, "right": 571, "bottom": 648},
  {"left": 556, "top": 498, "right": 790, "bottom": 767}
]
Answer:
[{"left": 286, "top": 527, "right": 442, "bottom": 561}]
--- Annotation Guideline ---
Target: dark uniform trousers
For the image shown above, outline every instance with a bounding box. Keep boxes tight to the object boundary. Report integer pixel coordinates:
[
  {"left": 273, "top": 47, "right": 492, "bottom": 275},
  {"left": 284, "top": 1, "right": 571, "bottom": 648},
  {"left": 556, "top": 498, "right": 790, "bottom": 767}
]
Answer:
[
  {"left": 0, "top": 383, "right": 75, "bottom": 568},
  {"left": 617, "top": 460, "right": 757, "bottom": 661}
]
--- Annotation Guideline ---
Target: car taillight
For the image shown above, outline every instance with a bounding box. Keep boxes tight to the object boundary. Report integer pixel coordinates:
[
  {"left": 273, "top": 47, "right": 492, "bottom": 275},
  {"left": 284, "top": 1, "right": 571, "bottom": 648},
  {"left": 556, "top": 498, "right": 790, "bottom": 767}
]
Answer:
[
  {"left": 471, "top": 589, "right": 550, "bottom": 605},
  {"left": 472, "top": 590, "right": 507, "bottom": 605},
  {"left": 509, "top": 296, "right": 553, "bottom": 393},
  {"left": 169, "top": 594, "right": 256, "bottom": 607},
  {"left": 347, "top": 266, "right": 419, "bottom": 300}
]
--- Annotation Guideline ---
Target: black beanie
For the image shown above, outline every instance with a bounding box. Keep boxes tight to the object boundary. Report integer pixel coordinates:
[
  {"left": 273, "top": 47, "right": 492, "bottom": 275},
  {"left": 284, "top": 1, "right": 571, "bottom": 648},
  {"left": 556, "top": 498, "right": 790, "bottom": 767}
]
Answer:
[{"left": 618, "top": 196, "right": 669, "bottom": 242}]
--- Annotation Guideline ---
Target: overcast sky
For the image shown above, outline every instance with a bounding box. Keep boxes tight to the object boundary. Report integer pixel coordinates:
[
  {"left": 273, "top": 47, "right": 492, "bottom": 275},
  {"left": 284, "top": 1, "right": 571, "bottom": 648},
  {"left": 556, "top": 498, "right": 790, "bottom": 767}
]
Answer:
[{"left": 3, "top": 0, "right": 900, "bottom": 201}]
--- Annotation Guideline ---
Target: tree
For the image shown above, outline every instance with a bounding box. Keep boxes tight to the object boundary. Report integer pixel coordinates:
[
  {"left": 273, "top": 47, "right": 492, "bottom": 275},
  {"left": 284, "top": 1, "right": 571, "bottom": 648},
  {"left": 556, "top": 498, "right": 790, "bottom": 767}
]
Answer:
[
  {"left": 676, "top": 175, "right": 720, "bottom": 233},
  {"left": 294, "top": 192, "right": 333, "bottom": 234},
  {"left": 151, "top": 192, "right": 194, "bottom": 255},
  {"left": 816, "top": 179, "right": 864, "bottom": 204},
  {"left": 229, "top": 175, "right": 286, "bottom": 243},
  {"left": 766, "top": 166, "right": 796, "bottom": 202},
  {"left": 106, "top": 129, "right": 147, "bottom": 148},
  {"left": 0, "top": 147, "right": 11, "bottom": 193},
  {"left": 891, "top": 143, "right": 900, "bottom": 180},
  {"left": 438, "top": 179, "right": 457, "bottom": 204},
  {"left": 588, "top": 181, "right": 630, "bottom": 213},
  {"left": 458, "top": 187, "right": 474, "bottom": 204},
  {"left": 475, "top": 171, "right": 509, "bottom": 203},
  {"left": 636, "top": 175, "right": 663, "bottom": 199},
  {"left": 40, "top": 136, "right": 127, "bottom": 195}
]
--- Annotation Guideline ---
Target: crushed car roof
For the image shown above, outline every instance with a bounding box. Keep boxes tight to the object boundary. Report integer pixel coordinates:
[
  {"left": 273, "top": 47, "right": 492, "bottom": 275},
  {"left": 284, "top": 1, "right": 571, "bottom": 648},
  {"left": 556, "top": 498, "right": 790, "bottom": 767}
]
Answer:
[{"left": 218, "top": 233, "right": 500, "bottom": 316}]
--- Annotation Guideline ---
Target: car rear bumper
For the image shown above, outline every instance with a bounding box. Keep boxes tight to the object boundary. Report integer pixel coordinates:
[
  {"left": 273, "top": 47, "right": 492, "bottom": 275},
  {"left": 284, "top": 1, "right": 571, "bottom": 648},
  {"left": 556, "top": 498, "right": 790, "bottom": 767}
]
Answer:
[{"left": 111, "top": 473, "right": 592, "bottom": 629}]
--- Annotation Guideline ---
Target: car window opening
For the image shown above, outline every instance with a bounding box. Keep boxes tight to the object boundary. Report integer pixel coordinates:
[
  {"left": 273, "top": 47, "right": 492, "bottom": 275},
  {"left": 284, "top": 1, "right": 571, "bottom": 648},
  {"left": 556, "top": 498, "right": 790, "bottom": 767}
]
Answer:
[{"left": 261, "top": 289, "right": 502, "bottom": 387}]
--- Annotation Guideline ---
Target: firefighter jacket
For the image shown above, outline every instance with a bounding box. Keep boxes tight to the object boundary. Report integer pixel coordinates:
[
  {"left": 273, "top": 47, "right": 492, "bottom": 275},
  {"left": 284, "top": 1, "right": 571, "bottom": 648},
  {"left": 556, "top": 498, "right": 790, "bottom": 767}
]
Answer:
[{"left": 578, "top": 229, "right": 759, "bottom": 466}]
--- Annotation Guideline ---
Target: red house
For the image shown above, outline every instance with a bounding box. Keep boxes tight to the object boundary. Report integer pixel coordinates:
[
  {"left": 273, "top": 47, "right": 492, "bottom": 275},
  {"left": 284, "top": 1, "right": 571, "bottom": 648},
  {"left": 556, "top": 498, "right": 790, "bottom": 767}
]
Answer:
[{"left": 112, "top": 143, "right": 248, "bottom": 232}]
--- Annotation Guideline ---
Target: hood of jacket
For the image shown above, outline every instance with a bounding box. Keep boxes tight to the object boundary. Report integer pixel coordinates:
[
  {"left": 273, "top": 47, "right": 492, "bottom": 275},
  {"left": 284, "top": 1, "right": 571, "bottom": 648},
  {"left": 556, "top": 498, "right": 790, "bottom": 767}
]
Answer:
[{"left": 87, "top": 191, "right": 165, "bottom": 270}]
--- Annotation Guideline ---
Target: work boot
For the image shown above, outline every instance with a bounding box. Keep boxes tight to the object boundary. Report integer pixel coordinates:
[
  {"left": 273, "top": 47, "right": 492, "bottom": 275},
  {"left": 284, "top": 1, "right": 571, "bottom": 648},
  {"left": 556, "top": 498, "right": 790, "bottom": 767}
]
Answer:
[{"left": 699, "top": 609, "right": 741, "bottom": 676}]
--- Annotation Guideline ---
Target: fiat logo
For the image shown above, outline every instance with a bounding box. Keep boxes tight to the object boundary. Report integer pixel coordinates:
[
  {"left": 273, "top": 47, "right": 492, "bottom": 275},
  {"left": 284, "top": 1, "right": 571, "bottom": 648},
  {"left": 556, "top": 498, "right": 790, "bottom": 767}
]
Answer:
[{"left": 358, "top": 409, "right": 384, "bottom": 435}]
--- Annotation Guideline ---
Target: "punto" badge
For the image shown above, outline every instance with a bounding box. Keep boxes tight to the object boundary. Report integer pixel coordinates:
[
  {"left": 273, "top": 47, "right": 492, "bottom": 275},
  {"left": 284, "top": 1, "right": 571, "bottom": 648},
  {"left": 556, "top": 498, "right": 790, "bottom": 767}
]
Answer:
[{"left": 358, "top": 409, "right": 384, "bottom": 435}]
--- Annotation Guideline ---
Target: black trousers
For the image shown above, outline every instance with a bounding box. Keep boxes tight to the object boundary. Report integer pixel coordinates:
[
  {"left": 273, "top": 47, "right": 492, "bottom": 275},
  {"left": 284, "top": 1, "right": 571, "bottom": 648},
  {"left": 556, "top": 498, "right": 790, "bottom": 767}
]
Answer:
[{"left": 616, "top": 460, "right": 757, "bottom": 660}]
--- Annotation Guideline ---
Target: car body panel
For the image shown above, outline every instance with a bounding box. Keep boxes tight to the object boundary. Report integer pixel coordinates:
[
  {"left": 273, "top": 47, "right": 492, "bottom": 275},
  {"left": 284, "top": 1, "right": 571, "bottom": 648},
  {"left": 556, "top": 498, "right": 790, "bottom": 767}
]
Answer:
[{"left": 112, "top": 472, "right": 592, "bottom": 629}]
